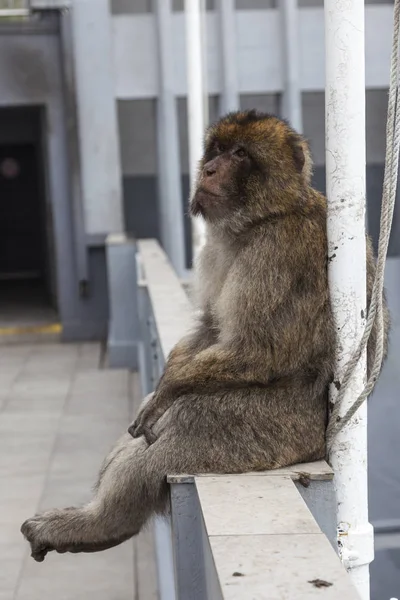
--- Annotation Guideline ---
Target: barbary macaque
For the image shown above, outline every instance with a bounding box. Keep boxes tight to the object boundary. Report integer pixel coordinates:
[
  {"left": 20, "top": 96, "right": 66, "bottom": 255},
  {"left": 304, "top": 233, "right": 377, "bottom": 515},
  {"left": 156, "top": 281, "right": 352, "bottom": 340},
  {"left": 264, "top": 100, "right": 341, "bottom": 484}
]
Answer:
[{"left": 21, "top": 110, "right": 389, "bottom": 562}]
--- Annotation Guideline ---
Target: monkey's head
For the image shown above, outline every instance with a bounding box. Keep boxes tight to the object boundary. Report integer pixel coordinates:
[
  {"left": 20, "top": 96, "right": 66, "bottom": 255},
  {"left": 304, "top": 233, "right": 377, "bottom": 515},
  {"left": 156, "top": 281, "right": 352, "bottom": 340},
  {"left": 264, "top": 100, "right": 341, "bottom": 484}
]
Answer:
[{"left": 190, "top": 110, "right": 313, "bottom": 230}]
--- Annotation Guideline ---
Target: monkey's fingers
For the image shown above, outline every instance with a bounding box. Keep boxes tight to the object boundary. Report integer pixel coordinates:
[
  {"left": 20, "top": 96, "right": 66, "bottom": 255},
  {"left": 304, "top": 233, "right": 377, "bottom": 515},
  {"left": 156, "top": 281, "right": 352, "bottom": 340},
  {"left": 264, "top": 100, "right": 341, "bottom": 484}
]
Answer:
[
  {"left": 127, "top": 419, "right": 141, "bottom": 438},
  {"left": 143, "top": 425, "right": 158, "bottom": 445},
  {"left": 127, "top": 420, "right": 157, "bottom": 444},
  {"left": 128, "top": 405, "right": 166, "bottom": 439}
]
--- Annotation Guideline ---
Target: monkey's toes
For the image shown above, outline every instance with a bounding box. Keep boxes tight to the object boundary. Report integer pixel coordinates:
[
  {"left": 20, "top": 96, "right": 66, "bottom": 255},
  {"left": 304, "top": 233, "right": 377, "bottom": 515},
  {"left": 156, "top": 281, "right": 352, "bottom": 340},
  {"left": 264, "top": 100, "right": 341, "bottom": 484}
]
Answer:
[
  {"left": 21, "top": 518, "right": 53, "bottom": 562},
  {"left": 31, "top": 545, "right": 50, "bottom": 562}
]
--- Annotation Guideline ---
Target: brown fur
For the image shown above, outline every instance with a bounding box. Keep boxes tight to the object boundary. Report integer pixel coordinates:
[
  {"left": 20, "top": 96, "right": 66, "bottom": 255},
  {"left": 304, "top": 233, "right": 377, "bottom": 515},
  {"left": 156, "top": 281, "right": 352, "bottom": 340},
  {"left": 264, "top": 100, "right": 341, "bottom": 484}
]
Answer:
[{"left": 20, "top": 110, "right": 389, "bottom": 562}]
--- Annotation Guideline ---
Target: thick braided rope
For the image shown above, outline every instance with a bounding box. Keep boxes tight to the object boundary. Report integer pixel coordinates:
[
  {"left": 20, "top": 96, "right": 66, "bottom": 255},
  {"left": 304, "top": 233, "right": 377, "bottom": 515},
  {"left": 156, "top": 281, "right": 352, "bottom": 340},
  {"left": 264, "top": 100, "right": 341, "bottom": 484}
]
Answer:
[{"left": 326, "top": 0, "right": 400, "bottom": 456}]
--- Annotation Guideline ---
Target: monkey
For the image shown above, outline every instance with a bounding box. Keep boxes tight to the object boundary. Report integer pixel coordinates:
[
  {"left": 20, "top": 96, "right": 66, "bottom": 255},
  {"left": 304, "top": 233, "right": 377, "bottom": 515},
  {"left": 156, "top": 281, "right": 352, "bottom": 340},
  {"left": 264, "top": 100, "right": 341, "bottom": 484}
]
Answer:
[{"left": 21, "top": 110, "right": 389, "bottom": 563}]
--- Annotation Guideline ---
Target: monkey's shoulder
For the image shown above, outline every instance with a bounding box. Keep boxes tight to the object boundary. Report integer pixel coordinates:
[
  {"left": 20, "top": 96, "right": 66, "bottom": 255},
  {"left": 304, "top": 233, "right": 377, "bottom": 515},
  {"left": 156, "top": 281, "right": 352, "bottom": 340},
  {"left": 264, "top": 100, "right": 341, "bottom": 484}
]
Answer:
[{"left": 243, "top": 209, "right": 328, "bottom": 267}]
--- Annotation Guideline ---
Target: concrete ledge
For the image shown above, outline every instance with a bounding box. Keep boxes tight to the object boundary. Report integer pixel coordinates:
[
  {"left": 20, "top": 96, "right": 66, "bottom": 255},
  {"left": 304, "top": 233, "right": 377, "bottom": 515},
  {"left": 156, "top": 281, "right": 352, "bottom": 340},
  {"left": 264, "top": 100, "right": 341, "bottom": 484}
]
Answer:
[
  {"left": 168, "top": 470, "right": 359, "bottom": 600},
  {"left": 167, "top": 460, "right": 334, "bottom": 484}
]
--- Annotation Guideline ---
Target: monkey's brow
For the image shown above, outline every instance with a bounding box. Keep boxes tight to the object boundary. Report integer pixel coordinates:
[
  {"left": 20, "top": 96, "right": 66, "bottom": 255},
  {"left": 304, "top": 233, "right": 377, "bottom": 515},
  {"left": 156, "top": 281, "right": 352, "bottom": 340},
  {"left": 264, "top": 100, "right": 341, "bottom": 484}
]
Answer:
[{"left": 208, "top": 138, "right": 249, "bottom": 151}]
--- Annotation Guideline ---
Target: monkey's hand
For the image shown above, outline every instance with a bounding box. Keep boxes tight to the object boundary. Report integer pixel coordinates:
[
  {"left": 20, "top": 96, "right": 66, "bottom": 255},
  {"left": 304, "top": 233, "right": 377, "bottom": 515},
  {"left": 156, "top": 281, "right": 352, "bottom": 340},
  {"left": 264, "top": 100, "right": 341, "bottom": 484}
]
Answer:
[
  {"left": 128, "top": 392, "right": 158, "bottom": 445},
  {"left": 129, "top": 345, "right": 263, "bottom": 442},
  {"left": 128, "top": 392, "right": 165, "bottom": 443}
]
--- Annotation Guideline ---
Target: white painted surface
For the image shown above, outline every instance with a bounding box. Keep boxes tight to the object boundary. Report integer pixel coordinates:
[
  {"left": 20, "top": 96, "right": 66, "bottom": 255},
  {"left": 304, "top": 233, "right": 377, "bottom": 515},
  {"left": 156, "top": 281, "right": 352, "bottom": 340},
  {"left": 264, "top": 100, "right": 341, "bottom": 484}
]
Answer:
[
  {"left": 325, "top": 0, "right": 371, "bottom": 597},
  {"left": 197, "top": 475, "right": 360, "bottom": 599},
  {"left": 72, "top": 0, "right": 123, "bottom": 235},
  {"left": 209, "top": 534, "right": 361, "bottom": 599},
  {"left": 196, "top": 476, "right": 321, "bottom": 536},
  {"left": 185, "top": 0, "right": 208, "bottom": 257},
  {"left": 137, "top": 239, "right": 193, "bottom": 359},
  {"left": 279, "top": 0, "right": 303, "bottom": 132},
  {"left": 154, "top": 0, "right": 187, "bottom": 277},
  {"left": 217, "top": 0, "right": 239, "bottom": 114},
  {"left": 112, "top": 7, "right": 393, "bottom": 100}
]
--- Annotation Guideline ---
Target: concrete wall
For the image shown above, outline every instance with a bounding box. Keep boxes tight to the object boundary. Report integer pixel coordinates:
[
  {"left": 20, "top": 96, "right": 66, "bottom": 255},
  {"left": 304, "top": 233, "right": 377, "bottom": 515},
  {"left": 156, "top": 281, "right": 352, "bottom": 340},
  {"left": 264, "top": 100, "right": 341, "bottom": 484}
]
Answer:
[
  {"left": 0, "top": 4, "right": 397, "bottom": 597},
  {"left": 0, "top": 15, "right": 108, "bottom": 340},
  {"left": 117, "top": 90, "right": 399, "bottom": 266},
  {"left": 111, "top": 4, "right": 399, "bottom": 265}
]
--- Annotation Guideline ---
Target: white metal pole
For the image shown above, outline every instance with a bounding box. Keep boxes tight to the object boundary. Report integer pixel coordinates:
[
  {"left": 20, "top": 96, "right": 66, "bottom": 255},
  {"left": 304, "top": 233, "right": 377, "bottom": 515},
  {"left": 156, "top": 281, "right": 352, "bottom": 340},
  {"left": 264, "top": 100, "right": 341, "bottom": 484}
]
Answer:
[
  {"left": 155, "top": 0, "right": 186, "bottom": 277},
  {"left": 217, "top": 0, "right": 240, "bottom": 115},
  {"left": 325, "top": 0, "right": 372, "bottom": 598},
  {"left": 279, "top": 0, "right": 303, "bottom": 132},
  {"left": 185, "top": 0, "right": 208, "bottom": 260}
]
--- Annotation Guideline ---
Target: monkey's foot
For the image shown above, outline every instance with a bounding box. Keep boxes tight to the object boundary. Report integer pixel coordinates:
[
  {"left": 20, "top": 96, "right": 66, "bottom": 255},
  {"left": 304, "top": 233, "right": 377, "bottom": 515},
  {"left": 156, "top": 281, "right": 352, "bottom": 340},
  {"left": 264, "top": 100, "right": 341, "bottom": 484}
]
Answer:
[
  {"left": 21, "top": 510, "right": 125, "bottom": 562},
  {"left": 21, "top": 510, "right": 70, "bottom": 562}
]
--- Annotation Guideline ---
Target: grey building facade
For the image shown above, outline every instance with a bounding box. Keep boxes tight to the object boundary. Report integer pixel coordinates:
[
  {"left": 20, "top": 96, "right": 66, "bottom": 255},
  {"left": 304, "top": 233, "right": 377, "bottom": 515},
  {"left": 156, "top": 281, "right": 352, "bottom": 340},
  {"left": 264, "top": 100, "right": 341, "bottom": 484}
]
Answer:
[
  {"left": 0, "top": 4, "right": 119, "bottom": 340},
  {"left": 0, "top": 1, "right": 399, "bottom": 598},
  {"left": 1, "top": 0, "right": 398, "bottom": 335}
]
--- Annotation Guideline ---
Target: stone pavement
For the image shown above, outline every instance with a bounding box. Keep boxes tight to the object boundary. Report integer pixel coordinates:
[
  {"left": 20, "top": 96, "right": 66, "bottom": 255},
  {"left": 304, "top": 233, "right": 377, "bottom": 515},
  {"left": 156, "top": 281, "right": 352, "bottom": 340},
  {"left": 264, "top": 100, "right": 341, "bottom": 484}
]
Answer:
[{"left": 0, "top": 342, "right": 158, "bottom": 600}]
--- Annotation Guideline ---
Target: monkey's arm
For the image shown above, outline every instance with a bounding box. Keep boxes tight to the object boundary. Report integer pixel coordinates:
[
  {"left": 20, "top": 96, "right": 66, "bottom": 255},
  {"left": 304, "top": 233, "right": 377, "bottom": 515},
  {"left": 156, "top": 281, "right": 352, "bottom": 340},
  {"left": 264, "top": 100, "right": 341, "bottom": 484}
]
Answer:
[
  {"left": 129, "top": 343, "right": 266, "bottom": 440},
  {"left": 131, "top": 310, "right": 219, "bottom": 437},
  {"left": 130, "top": 230, "right": 318, "bottom": 441},
  {"left": 161, "top": 309, "right": 219, "bottom": 370}
]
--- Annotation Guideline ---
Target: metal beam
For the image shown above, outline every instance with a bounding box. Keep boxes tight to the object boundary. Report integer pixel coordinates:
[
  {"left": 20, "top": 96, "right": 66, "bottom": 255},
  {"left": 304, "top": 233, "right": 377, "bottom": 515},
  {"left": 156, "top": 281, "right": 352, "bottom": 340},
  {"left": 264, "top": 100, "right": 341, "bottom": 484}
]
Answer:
[
  {"left": 155, "top": 0, "right": 186, "bottom": 277},
  {"left": 279, "top": 0, "right": 303, "bottom": 131},
  {"left": 71, "top": 0, "right": 123, "bottom": 236}
]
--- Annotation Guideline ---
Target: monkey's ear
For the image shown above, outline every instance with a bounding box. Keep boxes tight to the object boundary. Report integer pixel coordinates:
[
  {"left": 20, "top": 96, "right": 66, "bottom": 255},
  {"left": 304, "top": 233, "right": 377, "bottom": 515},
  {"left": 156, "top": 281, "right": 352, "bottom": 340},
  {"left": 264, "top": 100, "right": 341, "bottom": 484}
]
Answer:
[
  {"left": 293, "top": 138, "right": 314, "bottom": 183},
  {"left": 291, "top": 141, "right": 306, "bottom": 173}
]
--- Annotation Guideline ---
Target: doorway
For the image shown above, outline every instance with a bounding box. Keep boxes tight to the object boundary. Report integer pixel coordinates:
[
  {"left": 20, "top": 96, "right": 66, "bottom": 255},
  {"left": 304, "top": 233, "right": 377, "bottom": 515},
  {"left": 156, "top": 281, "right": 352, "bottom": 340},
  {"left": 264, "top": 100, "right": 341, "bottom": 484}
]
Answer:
[{"left": 0, "top": 107, "right": 57, "bottom": 328}]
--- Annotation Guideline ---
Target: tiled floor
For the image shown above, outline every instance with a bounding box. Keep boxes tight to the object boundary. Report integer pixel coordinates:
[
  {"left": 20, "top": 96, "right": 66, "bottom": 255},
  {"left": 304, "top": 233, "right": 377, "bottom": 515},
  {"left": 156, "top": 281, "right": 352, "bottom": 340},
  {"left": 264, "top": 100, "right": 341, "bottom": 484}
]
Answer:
[{"left": 0, "top": 342, "right": 158, "bottom": 600}]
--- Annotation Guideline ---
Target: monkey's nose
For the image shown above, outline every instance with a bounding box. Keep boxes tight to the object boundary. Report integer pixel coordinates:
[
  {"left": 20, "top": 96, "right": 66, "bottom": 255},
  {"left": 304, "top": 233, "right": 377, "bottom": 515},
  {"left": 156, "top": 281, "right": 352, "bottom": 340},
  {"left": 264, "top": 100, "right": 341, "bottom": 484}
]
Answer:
[{"left": 203, "top": 159, "right": 217, "bottom": 177}]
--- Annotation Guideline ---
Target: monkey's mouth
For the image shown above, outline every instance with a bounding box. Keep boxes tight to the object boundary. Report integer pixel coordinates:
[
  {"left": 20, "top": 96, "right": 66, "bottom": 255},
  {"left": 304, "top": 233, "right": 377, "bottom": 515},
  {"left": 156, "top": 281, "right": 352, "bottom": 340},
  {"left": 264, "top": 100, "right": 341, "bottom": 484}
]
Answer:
[
  {"left": 197, "top": 187, "right": 222, "bottom": 198},
  {"left": 190, "top": 188, "right": 224, "bottom": 218}
]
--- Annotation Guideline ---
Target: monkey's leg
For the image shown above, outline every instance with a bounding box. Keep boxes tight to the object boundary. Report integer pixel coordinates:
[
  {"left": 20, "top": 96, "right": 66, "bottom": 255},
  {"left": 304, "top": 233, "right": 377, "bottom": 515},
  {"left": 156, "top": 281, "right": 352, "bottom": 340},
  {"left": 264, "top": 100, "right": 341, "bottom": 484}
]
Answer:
[
  {"left": 21, "top": 389, "right": 313, "bottom": 563},
  {"left": 21, "top": 433, "right": 165, "bottom": 562},
  {"left": 21, "top": 395, "right": 256, "bottom": 562}
]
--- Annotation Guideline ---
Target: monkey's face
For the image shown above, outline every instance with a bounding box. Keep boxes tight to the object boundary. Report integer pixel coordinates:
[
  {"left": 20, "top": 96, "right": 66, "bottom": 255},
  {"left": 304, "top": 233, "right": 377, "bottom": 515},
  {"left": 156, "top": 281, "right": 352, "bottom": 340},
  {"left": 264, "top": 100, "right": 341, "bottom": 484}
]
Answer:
[
  {"left": 190, "top": 110, "right": 312, "bottom": 226},
  {"left": 191, "top": 139, "right": 253, "bottom": 221}
]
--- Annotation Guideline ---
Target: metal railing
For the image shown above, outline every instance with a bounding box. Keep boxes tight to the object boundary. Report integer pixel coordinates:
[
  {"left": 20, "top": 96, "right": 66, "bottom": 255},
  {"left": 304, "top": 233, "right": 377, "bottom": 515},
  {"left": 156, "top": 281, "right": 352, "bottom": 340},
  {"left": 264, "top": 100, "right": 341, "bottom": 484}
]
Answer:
[{"left": 135, "top": 238, "right": 362, "bottom": 600}]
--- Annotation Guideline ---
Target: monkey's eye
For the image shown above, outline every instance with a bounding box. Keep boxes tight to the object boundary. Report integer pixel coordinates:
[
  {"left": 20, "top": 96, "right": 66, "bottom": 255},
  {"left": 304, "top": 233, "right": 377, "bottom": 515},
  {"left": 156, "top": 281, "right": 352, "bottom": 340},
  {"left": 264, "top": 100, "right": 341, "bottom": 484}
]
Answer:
[
  {"left": 234, "top": 148, "right": 247, "bottom": 158},
  {"left": 215, "top": 142, "right": 226, "bottom": 153}
]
